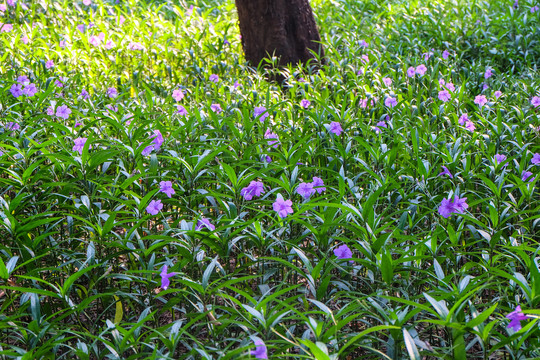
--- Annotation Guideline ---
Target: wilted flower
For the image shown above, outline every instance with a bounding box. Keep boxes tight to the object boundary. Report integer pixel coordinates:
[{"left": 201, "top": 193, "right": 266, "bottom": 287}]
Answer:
[
  {"left": 506, "top": 305, "right": 530, "bottom": 331},
  {"left": 159, "top": 181, "right": 175, "bottom": 198},
  {"left": 296, "top": 182, "right": 315, "bottom": 199},
  {"left": 240, "top": 180, "right": 265, "bottom": 200},
  {"left": 196, "top": 218, "right": 215, "bottom": 231},
  {"left": 254, "top": 106, "right": 269, "bottom": 122},
  {"left": 358, "top": 39, "right": 368, "bottom": 47},
  {"left": 438, "top": 166, "right": 453, "bottom": 178},
  {"left": 72, "top": 137, "right": 88, "bottom": 155},
  {"left": 172, "top": 89, "right": 184, "bottom": 101},
  {"left": 329, "top": 121, "right": 343, "bottom": 136},
  {"left": 273, "top": 196, "right": 293, "bottom": 218},
  {"left": 300, "top": 99, "right": 311, "bottom": 108},
  {"left": 334, "top": 244, "right": 353, "bottom": 260},
  {"left": 146, "top": 199, "right": 163, "bottom": 215},
  {"left": 250, "top": 339, "right": 268, "bottom": 359},
  {"left": 160, "top": 265, "right": 176, "bottom": 290},
  {"left": 56, "top": 105, "right": 72, "bottom": 120}
]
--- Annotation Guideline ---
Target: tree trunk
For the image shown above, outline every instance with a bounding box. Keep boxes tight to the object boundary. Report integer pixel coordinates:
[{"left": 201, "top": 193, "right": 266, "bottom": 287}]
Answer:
[{"left": 234, "top": 0, "right": 324, "bottom": 68}]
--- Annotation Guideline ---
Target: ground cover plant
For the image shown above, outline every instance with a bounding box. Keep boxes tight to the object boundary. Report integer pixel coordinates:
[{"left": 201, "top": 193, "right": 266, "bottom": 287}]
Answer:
[{"left": 1, "top": 0, "right": 540, "bottom": 358}]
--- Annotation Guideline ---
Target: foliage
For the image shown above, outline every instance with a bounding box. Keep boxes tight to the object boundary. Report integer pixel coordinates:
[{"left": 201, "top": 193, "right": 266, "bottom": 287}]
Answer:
[{"left": 0, "top": 0, "right": 539, "bottom": 358}]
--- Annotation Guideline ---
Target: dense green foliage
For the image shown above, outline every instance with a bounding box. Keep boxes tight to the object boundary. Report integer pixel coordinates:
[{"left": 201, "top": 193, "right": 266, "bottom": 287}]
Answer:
[{"left": 1, "top": 0, "right": 539, "bottom": 358}]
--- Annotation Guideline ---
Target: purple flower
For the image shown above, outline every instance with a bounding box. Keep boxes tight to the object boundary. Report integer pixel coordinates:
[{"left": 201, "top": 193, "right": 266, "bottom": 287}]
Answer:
[
  {"left": 532, "top": 153, "right": 540, "bottom": 165},
  {"left": 0, "top": 23, "right": 13, "bottom": 33},
  {"left": 209, "top": 74, "right": 219, "bottom": 83},
  {"left": 484, "top": 68, "right": 493, "bottom": 79},
  {"left": 46, "top": 106, "right": 55, "bottom": 116},
  {"left": 382, "top": 77, "right": 392, "bottom": 86},
  {"left": 361, "top": 54, "right": 369, "bottom": 64},
  {"left": 296, "top": 182, "right": 315, "bottom": 199},
  {"left": 254, "top": 106, "right": 269, "bottom": 122},
  {"left": 152, "top": 130, "right": 164, "bottom": 149},
  {"left": 250, "top": 339, "right": 268, "bottom": 359},
  {"left": 128, "top": 42, "right": 144, "bottom": 50},
  {"left": 76, "top": 24, "right": 85, "bottom": 33},
  {"left": 160, "top": 265, "right": 176, "bottom": 290},
  {"left": 495, "top": 154, "right": 507, "bottom": 165},
  {"left": 83, "top": 0, "right": 92, "bottom": 5},
  {"left": 438, "top": 90, "right": 451, "bottom": 102},
  {"left": 105, "top": 40, "right": 116, "bottom": 49},
  {"left": 438, "top": 166, "right": 453, "bottom": 178},
  {"left": 210, "top": 103, "right": 222, "bottom": 114},
  {"left": 6, "top": 122, "right": 20, "bottom": 131},
  {"left": 240, "top": 180, "right": 265, "bottom": 200},
  {"left": 531, "top": 96, "right": 540, "bottom": 108},
  {"left": 89, "top": 35, "right": 102, "bottom": 46},
  {"left": 107, "top": 87, "right": 118, "bottom": 98},
  {"left": 72, "top": 137, "right": 88, "bottom": 155},
  {"left": 521, "top": 171, "right": 534, "bottom": 182},
  {"left": 172, "top": 89, "right": 184, "bottom": 101},
  {"left": 329, "top": 121, "right": 343, "bottom": 136},
  {"left": 81, "top": 89, "right": 90, "bottom": 99},
  {"left": 465, "top": 120, "right": 476, "bottom": 132},
  {"left": 233, "top": 81, "right": 240, "bottom": 89},
  {"left": 407, "top": 67, "right": 416, "bottom": 77},
  {"left": 445, "top": 82, "right": 455, "bottom": 92},
  {"left": 385, "top": 97, "right": 398, "bottom": 108},
  {"left": 506, "top": 305, "right": 530, "bottom": 331},
  {"left": 438, "top": 195, "right": 468, "bottom": 218},
  {"left": 159, "top": 181, "right": 175, "bottom": 198},
  {"left": 312, "top": 177, "right": 326, "bottom": 194},
  {"left": 374, "top": 121, "right": 387, "bottom": 134},
  {"left": 146, "top": 199, "right": 163, "bottom": 215},
  {"left": 56, "top": 105, "right": 72, "bottom": 120},
  {"left": 494, "top": 90, "right": 502, "bottom": 99},
  {"left": 415, "top": 64, "right": 427, "bottom": 76},
  {"left": 23, "top": 83, "right": 38, "bottom": 97},
  {"left": 334, "top": 244, "right": 352, "bottom": 260},
  {"left": 10, "top": 83, "right": 24, "bottom": 98},
  {"left": 59, "top": 40, "right": 67, "bottom": 48},
  {"left": 482, "top": 83, "right": 489, "bottom": 91},
  {"left": 474, "top": 95, "right": 488, "bottom": 107},
  {"left": 264, "top": 129, "right": 279, "bottom": 148},
  {"left": 300, "top": 99, "right": 311, "bottom": 109},
  {"left": 45, "top": 60, "right": 54, "bottom": 69},
  {"left": 272, "top": 196, "right": 293, "bottom": 218},
  {"left": 196, "top": 218, "right": 215, "bottom": 231},
  {"left": 55, "top": 79, "right": 64, "bottom": 88},
  {"left": 17, "top": 75, "right": 29, "bottom": 85},
  {"left": 458, "top": 113, "right": 469, "bottom": 125},
  {"left": 176, "top": 105, "right": 188, "bottom": 116},
  {"left": 442, "top": 50, "right": 450, "bottom": 59},
  {"left": 532, "top": 5, "right": 539, "bottom": 13},
  {"left": 358, "top": 39, "right": 368, "bottom": 47}
]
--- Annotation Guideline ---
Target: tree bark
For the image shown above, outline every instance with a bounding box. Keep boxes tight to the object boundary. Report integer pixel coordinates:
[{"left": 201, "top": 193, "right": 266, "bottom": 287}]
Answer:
[{"left": 234, "top": 0, "right": 324, "bottom": 68}]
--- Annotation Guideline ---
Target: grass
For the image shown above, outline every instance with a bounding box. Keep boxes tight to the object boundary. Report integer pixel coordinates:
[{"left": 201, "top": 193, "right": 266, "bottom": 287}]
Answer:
[{"left": 0, "top": 0, "right": 539, "bottom": 358}]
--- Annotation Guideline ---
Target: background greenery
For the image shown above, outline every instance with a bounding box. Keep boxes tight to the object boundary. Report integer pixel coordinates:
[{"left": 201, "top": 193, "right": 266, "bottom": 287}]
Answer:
[{"left": 0, "top": 0, "right": 539, "bottom": 358}]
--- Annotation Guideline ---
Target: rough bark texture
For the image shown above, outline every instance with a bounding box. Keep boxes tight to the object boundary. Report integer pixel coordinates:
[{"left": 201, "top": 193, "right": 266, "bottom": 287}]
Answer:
[{"left": 234, "top": 0, "right": 324, "bottom": 68}]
